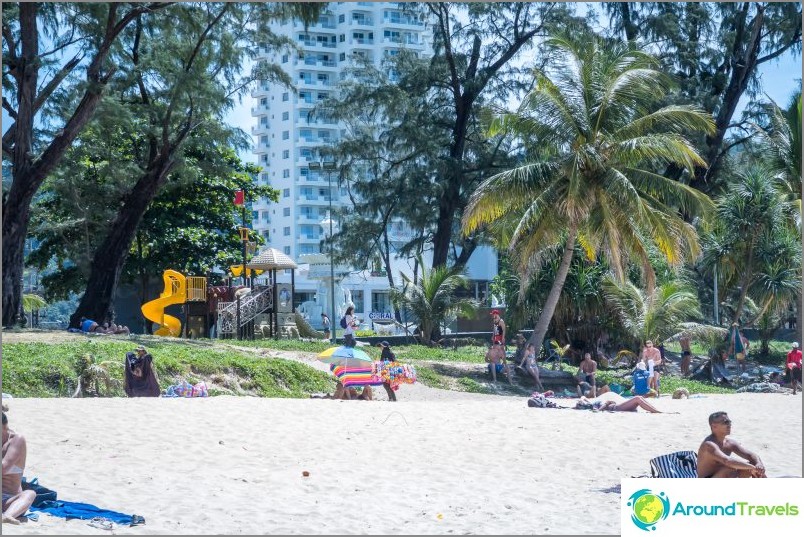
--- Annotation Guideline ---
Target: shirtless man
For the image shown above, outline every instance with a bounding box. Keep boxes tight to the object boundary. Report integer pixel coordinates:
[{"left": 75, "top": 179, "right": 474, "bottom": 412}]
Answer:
[
  {"left": 697, "top": 411, "right": 766, "bottom": 478},
  {"left": 2, "top": 413, "right": 36, "bottom": 524},
  {"left": 485, "top": 342, "right": 511, "bottom": 383},
  {"left": 577, "top": 352, "right": 597, "bottom": 398},
  {"left": 642, "top": 340, "right": 663, "bottom": 396}
]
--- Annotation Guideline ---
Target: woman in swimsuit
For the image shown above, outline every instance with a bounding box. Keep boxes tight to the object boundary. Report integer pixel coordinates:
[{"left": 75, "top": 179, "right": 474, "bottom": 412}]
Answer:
[
  {"left": 522, "top": 344, "right": 545, "bottom": 391},
  {"left": 2, "top": 412, "right": 36, "bottom": 524}
]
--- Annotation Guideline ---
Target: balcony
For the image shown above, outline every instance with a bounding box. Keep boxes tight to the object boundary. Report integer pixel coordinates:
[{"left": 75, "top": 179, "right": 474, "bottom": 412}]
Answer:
[
  {"left": 251, "top": 103, "right": 269, "bottom": 116},
  {"left": 251, "top": 124, "right": 269, "bottom": 135},
  {"left": 351, "top": 38, "right": 375, "bottom": 45},
  {"left": 350, "top": 16, "right": 374, "bottom": 26},
  {"left": 383, "top": 14, "right": 423, "bottom": 27},
  {"left": 297, "top": 235, "right": 323, "bottom": 243}
]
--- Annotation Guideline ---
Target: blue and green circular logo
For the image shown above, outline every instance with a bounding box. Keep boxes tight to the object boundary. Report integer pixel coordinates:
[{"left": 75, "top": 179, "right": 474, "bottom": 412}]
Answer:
[{"left": 627, "top": 489, "right": 670, "bottom": 531}]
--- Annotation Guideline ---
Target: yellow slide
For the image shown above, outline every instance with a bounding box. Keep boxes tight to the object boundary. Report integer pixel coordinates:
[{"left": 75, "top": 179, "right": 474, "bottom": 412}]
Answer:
[{"left": 141, "top": 270, "right": 186, "bottom": 337}]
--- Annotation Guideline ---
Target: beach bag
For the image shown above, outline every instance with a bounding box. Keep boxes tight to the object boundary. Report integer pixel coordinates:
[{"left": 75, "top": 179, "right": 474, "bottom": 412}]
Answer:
[
  {"left": 649, "top": 451, "right": 698, "bottom": 478},
  {"left": 339, "top": 316, "right": 348, "bottom": 329},
  {"left": 22, "top": 477, "right": 58, "bottom": 507},
  {"left": 527, "top": 393, "right": 557, "bottom": 408}
]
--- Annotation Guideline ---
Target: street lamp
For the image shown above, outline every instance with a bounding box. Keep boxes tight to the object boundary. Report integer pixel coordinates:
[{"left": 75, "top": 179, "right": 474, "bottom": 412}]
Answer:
[{"left": 310, "top": 160, "right": 338, "bottom": 344}]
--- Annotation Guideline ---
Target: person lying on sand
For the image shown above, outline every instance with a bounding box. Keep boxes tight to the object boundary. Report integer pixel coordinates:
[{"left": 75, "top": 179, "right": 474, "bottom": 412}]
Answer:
[
  {"left": 697, "top": 411, "right": 766, "bottom": 478},
  {"left": 2, "top": 412, "right": 36, "bottom": 525},
  {"left": 574, "top": 392, "right": 663, "bottom": 413}
]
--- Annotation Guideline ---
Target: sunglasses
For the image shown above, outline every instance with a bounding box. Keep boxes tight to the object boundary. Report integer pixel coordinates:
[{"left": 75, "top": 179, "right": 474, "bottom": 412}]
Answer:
[{"left": 715, "top": 419, "right": 732, "bottom": 426}]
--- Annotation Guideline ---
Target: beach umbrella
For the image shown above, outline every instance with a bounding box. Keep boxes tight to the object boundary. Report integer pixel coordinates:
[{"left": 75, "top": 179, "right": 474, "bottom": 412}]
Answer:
[{"left": 317, "top": 346, "right": 373, "bottom": 368}]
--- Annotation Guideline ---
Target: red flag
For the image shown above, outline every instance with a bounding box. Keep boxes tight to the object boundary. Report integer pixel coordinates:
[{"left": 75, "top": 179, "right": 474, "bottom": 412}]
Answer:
[{"left": 233, "top": 189, "right": 244, "bottom": 206}]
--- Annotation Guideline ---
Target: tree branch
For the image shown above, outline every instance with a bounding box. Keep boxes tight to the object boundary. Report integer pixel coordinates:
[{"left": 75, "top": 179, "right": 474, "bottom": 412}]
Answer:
[
  {"left": 2, "top": 96, "right": 17, "bottom": 119},
  {"left": 32, "top": 53, "right": 83, "bottom": 113},
  {"left": 756, "top": 28, "right": 802, "bottom": 64}
]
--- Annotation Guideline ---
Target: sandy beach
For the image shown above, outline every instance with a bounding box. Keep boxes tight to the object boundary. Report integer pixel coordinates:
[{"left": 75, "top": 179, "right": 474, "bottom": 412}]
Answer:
[{"left": 2, "top": 386, "right": 801, "bottom": 535}]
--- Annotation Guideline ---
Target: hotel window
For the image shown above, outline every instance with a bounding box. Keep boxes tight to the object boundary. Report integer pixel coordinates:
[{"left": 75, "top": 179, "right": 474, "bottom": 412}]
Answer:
[
  {"left": 283, "top": 188, "right": 290, "bottom": 197},
  {"left": 282, "top": 92, "right": 289, "bottom": 101},
  {"left": 284, "top": 227, "right": 291, "bottom": 236},
  {"left": 282, "top": 111, "right": 289, "bottom": 120},
  {"left": 283, "top": 207, "right": 290, "bottom": 216},
  {"left": 282, "top": 149, "right": 289, "bottom": 159},
  {"left": 283, "top": 169, "right": 290, "bottom": 178}
]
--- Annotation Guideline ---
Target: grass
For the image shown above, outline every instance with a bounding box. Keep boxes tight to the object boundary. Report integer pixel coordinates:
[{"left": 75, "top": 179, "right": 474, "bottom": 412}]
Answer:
[
  {"left": 4, "top": 334, "right": 789, "bottom": 398},
  {"left": 2, "top": 340, "right": 334, "bottom": 398}
]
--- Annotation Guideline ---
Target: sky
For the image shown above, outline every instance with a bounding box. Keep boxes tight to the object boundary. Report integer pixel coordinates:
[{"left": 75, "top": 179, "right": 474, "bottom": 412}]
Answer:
[
  {"left": 3, "top": 2, "right": 802, "bottom": 165},
  {"left": 223, "top": 42, "right": 801, "bottom": 165}
]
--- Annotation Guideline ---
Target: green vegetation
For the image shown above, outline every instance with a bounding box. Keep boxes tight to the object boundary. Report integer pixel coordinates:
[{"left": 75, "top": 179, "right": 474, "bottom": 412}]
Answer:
[
  {"left": 457, "top": 377, "right": 493, "bottom": 394},
  {"left": 2, "top": 340, "right": 333, "bottom": 398}
]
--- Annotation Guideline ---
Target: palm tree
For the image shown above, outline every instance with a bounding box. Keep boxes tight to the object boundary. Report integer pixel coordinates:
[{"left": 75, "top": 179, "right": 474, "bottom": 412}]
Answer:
[
  {"left": 755, "top": 92, "right": 802, "bottom": 330},
  {"left": 757, "top": 92, "right": 802, "bottom": 207},
  {"left": 462, "top": 34, "right": 715, "bottom": 351},
  {"left": 390, "top": 256, "right": 477, "bottom": 345},
  {"left": 602, "top": 275, "right": 703, "bottom": 349},
  {"left": 73, "top": 353, "right": 121, "bottom": 397},
  {"left": 701, "top": 166, "right": 797, "bottom": 325}
]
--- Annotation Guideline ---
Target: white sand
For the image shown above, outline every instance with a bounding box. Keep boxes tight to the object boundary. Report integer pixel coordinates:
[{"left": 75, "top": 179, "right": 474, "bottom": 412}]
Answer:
[{"left": 2, "top": 389, "right": 801, "bottom": 535}]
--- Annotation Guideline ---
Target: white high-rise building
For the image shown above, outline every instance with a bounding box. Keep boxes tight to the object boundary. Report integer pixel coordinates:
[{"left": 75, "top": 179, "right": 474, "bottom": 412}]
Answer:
[
  {"left": 250, "top": 2, "right": 498, "bottom": 331},
  {"left": 251, "top": 2, "right": 430, "bottom": 257}
]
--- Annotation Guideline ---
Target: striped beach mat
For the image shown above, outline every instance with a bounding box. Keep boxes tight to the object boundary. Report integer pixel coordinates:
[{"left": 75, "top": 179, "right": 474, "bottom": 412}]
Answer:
[{"left": 649, "top": 450, "right": 698, "bottom": 478}]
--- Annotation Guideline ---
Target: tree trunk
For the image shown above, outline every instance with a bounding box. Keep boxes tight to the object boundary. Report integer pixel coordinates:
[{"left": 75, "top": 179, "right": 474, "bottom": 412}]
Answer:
[
  {"left": 1, "top": 190, "right": 35, "bottom": 327},
  {"left": 70, "top": 155, "right": 176, "bottom": 328},
  {"left": 693, "top": 3, "right": 764, "bottom": 190},
  {"left": 2, "top": 3, "right": 162, "bottom": 326},
  {"left": 527, "top": 224, "right": 578, "bottom": 351},
  {"left": 431, "top": 181, "right": 460, "bottom": 268},
  {"left": 731, "top": 241, "right": 755, "bottom": 325}
]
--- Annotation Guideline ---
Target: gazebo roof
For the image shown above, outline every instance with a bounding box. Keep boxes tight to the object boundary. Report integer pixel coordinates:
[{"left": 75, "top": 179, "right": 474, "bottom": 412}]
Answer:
[{"left": 246, "top": 248, "right": 298, "bottom": 270}]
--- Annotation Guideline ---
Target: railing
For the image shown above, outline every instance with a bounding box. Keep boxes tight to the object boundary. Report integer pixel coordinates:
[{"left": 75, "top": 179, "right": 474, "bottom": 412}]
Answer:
[
  {"left": 186, "top": 277, "right": 207, "bottom": 302},
  {"left": 217, "top": 286, "right": 274, "bottom": 335}
]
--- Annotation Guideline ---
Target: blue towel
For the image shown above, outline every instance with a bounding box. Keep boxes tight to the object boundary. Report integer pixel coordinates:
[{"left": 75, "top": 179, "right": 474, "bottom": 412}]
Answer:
[{"left": 29, "top": 500, "right": 139, "bottom": 525}]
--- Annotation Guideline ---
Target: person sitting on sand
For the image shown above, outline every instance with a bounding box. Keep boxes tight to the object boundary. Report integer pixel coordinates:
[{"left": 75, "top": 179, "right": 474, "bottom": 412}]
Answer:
[
  {"left": 575, "top": 392, "right": 662, "bottom": 413},
  {"left": 124, "top": 346, "right": 161, "bottom": 397},
  {"left": 2, "top": 412, "right": 36, "bottom": 525},
  {"left": 697, "top": 411, "right": 766, "bottom": 478},
  {"left": 485, "top": 341, "right": 511, "bottom": 383},
  {"left": 521, "top": 343, "right": 545, "bottom": 391},
  {"left": 577, "top": 352, "right": 597, "bottom": 398},
  {"left": 632, "top": 362, "right": 654, "bottom": 397}
]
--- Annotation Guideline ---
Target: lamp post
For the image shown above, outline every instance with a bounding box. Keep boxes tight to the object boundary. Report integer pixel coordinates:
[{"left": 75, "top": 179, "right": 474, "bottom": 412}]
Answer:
[{"left": 311, "top": 160, "right": 338, "bottom": 344}]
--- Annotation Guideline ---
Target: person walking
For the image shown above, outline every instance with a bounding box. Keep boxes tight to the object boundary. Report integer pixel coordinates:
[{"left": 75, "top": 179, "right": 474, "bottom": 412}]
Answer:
[
  {"left": 321, "top": 312, "right": 331, "bottom": 341},
  {"left": 343, "top": 306, "right": 357, "bottom": 347}
]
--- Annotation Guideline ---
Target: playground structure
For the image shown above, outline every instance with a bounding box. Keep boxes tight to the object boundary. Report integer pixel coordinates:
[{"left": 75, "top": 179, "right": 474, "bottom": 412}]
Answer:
[
  {"left": 141, "top": 248, "right": 298, "bottom": 340},
  {"left": 140, "top": 270, "right": 209, "bottom": 337}
]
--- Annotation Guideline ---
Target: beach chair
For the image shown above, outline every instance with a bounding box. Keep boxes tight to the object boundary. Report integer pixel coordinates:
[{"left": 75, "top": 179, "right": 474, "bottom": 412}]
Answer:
[{"left": 649, "top": 451, "right": 698, "bottom": 478}]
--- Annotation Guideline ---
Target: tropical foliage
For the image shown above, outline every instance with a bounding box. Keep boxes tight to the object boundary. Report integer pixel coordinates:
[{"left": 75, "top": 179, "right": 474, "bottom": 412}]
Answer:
[
  {"left": 390, "top": 257, "right": 477, "bottom": 344},
  {"left": 463, "top": 34, "right": 716, "bottom": 352}
]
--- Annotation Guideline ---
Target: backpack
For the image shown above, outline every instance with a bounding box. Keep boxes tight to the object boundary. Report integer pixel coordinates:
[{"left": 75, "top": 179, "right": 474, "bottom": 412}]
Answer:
[{"left": 339, "top": 316, "right": 348, "bottom": 329}]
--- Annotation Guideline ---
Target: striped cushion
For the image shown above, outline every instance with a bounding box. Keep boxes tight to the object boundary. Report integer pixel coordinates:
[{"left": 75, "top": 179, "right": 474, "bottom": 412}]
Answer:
[{"left": 650, "top": 451, "right": 698, "bottom": 478}]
